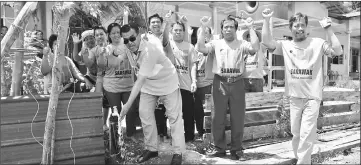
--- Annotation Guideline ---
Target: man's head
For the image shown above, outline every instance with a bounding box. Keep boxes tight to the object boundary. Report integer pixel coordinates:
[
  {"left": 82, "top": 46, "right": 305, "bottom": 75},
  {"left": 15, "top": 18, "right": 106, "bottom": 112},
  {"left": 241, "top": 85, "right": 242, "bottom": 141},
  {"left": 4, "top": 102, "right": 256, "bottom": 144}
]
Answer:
[
  {"left": 93, "top": 26, "right": 107, "bottom": 46},
  {"left": 1, "top": 26, "right": 8, "bottom": 37},
  {"left": 120, "top": 23, "right": 141, "bottom": 53},
  {"left": 48, "top": 34, "right": 58, "bottom": 53},
  {"left": 35, "top": 30, "right": 43, "bottom": 40},
  {"left": 148, "top": 14, "right": 163, "bottom": 34},
  {"left": 107, "top": 23, "right": 122, "bottom": 44},
  {"left": 221, "top": 16, "right": 238, "bottom": 42},
  {"left": 171, "top": 22, "right": 185, "bottom": 42},
  {"left": 289, "top": 12, "right": 308, "bottom": 42},
  {"left": 81, "top": 29, "right": 96, "bottom": 48}
]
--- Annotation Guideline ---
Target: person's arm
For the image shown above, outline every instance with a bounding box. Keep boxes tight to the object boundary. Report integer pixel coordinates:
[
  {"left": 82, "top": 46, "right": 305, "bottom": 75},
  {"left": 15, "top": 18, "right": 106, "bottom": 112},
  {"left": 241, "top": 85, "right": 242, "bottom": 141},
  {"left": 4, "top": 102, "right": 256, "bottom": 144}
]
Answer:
[
  {"left": 246, "top": 21, "right": 260, "bottom": 55},
  {"left": 195, "top": 25, "right": 214, "bottom": 55},
  {"left": 66, "top": 56, "right": 85, "bottom": 82},
  {"left": 162, "top": 10, "right": 173, "bottom": 49},
  {"left": 83, "top": 47, "right": 96, "bottom": 68},
  {"left": 320, "top": 18, "right": 343, "bottom": 57},
  {"left": 40, "top": 47, "right": 52, "bottom": 75},
  {"left": 261, "top": 8, "right": 277, "bottom": 51},
  {"left": 72, "top": 33, "right": 82, "bottom": 62}
]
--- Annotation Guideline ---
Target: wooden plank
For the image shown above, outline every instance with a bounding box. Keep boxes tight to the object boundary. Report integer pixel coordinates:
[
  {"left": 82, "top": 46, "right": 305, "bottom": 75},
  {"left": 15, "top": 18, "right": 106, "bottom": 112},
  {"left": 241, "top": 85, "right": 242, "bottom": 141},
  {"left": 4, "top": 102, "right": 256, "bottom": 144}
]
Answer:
[
  {"left": 319, "top": 101, "right": 354, "bottom": 116},
  {"left": 1, "top": 98, "right": 102, "bottom": 125},
  {"left": 204, "top": 105, "right": 278, "bottom": 116},
  {"left": 1, "top": 117, "right": 103, "bottom": 142},
  {"left": 0, "top": 92, "right": 103, "bottom": 103},
  {"left": 1, "top": 136, "right": 104, "bottom": 164},
  {"left": 54, "top": 154, "right": 104, "bottom": 164},
  {"left": 203, "top": 123, "right": 278, "bottom": 145},
  {"left": 317, "top": 111, "right": 360, "bottom": 128},
  {"left": 203, "top": 108, "right": 279, "bottom": 129},
  {"left": 205, "top": 91, "right": 359, "bottom": 108}
]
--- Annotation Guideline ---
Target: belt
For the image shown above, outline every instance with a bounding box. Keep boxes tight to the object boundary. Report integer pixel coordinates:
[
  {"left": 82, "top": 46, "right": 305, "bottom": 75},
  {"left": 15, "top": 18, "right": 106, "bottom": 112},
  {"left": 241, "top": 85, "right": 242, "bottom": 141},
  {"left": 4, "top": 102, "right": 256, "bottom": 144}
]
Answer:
[{"left": 216, "top": 74, "right": 243, "bottom": 83}]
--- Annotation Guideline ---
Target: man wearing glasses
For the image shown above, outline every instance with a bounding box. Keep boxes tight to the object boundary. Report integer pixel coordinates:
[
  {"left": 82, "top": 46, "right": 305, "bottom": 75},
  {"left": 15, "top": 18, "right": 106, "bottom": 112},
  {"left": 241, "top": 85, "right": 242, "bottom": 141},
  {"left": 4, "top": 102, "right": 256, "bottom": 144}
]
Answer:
[{"left": 118, "top": 23, "right": 185, "bottom": 165}]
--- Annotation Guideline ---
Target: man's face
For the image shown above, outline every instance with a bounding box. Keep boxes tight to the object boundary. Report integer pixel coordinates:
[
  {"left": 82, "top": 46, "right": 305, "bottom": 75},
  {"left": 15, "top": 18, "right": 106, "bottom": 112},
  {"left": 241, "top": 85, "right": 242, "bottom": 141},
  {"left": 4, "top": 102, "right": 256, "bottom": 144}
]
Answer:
[
  {"left": 36, "top": 32, "right": 43, "bottom": 40},
  {"left": 84, "top": 35, "right": 96, "bottom": 48},
  {"left": 1, "top": 27, "right": 8, "bottom": 36},
  {"left": 172, "top": 24, "right": 184, "bottom": 42},
  {"left": 290, "top": 17, "right": 308, "bottom": 41},
  {"left": 222, "top": 20, "right": 236, "bottom": 41},
  {"left": 149, "top": 17, "right": 162, "bottom": 34},
  {"left": 121, "top": 28, "right": 141, "bottom": 53},
  {"left": 94, "top": 29, "right": 106, "bottom": 46}
]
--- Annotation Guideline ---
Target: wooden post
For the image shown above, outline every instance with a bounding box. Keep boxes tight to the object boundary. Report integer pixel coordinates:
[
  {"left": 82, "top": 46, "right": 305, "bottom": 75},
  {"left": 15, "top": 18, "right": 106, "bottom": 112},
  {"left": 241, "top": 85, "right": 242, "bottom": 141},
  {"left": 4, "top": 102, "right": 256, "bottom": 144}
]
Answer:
[
  {"left": 0, "top": 2, "right": 37, "bottom": 96},
  {"left": 41, "top": 2, "right": 75, "bottom": 164},
  {"left": 10, "top": 2, "right": 25, "bottom": 96}
]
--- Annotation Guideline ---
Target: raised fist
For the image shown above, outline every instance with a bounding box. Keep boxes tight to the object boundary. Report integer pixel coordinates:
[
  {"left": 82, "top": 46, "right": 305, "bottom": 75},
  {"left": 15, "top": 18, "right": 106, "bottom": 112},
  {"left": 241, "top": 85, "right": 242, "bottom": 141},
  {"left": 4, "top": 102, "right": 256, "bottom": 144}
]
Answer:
[
  {"left": 262, "top": 8, "right": 273, "bottom": 19},
  {"left": 180, "top": 15, "right": 188, "bottom": 24},
  {"left": 319, "top": 17, "right": 332, "bottom": 29},
  {"left": 164, "top": 10, "right": 173, "bottom": 23},
  {"left": 200, "top": 16, "right": 212, "bottom": 27},
  {"left": 244, "top": 17, "right": 254, "bottom": 29}
]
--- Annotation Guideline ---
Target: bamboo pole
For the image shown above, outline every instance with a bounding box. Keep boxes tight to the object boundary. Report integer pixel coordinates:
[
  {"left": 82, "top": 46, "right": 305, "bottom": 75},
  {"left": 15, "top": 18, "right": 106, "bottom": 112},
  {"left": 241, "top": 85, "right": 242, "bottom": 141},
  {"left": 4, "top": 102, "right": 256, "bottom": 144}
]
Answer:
[
  {"left": 0, "top": 2, "right": 38, "bottom": 59},
  {"left": 1, "top": 2, "right": 37, "bottom": 96},
  {"left": 10, "top": 2, "right": 25, "bottom": 96},
  {"left": 41, "top": 2, "right": 75, "bottom": 165}
]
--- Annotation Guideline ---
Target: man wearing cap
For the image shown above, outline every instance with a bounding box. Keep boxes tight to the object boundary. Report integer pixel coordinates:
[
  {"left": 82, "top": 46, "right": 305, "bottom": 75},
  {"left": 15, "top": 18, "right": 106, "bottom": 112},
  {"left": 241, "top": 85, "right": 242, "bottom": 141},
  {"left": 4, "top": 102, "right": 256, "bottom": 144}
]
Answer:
[{"left": 72, "top": 30, "right": 97, "bottom": 91}]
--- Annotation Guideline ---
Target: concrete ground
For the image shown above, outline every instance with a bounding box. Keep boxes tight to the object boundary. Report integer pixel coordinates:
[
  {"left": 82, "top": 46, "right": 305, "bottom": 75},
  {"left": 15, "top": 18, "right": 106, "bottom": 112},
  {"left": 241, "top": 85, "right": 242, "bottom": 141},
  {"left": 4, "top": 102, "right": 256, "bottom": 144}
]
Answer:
[{"left": 320, "top": 146, "right": 360, "bottom": 164}]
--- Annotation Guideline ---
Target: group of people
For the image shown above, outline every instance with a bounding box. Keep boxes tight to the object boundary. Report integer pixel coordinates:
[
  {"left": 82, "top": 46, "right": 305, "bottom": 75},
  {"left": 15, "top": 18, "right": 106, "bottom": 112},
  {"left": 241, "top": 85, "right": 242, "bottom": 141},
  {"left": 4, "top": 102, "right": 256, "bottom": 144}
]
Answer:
[{"left": 36, "top": 7, "right": 342, "bottom": 165}]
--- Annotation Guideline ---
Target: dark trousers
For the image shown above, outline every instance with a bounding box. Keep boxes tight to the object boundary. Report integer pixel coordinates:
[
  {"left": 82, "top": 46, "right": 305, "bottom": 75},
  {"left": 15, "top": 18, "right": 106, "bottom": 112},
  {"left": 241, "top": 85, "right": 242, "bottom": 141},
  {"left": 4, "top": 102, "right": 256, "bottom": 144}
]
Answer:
[
  {"left": 212, "top": 74, "right": 246, "bottom": 152},
  {"left": 243, "top": 78, "right": 264, "bottom": 92},
  {"left": 104, "top": 90, "right": 137, "bottom": 137},
  {"left": 194, "top": 84, "right": 212, "bottom": 136},
  {"left": 155, "top": 104, "right": 167, "bottom": 136},
  {"left": 180, "top": 89, "right": 195, "bottom": 142}
]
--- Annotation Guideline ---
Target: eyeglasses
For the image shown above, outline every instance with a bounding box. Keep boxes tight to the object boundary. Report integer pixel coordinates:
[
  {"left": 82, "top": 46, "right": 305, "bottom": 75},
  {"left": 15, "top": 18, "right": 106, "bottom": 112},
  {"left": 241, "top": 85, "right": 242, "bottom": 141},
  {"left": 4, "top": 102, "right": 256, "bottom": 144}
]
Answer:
[{"left": 123, "top": 35, "right": 137, "bottom": 44}]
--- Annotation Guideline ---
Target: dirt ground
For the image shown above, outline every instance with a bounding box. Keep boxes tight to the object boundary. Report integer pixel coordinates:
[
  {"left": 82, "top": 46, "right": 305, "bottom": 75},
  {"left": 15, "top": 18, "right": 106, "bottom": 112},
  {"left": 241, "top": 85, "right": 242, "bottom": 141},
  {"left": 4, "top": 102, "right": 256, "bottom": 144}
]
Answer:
[{"left": 320, "top": 147, "right": 360, "bottom": 164}]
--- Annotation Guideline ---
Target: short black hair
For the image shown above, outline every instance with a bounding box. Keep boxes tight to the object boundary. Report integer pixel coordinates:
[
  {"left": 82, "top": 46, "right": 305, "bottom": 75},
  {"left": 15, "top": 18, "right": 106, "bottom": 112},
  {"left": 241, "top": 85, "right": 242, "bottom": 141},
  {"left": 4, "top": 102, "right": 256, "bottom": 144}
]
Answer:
[
  {"left": 107, "top": 23, "right": 121, "bottom": 43},
  {"left": 148, "top": 13, "right": 163, "bottom": 25},
  {"left": 289, "top": 12, "right": 308, "bottom": 29},
  {"left": 48, "top": 34, "right": 58, "bottom": 53},
  {"left": 120, "top": 23, "right": 139, "bottom": 35},
  {"left": 221, "top": 15, "right": 238, "bottom": 30},
  {"left": 35, "top": 30, "right": 43, "bottom": 35},
  {"left": 171, "top": 21, "right": 185, "bottom": 31},
  {"left": 93, "top": 25, "right": 106, "bottom": 35}
]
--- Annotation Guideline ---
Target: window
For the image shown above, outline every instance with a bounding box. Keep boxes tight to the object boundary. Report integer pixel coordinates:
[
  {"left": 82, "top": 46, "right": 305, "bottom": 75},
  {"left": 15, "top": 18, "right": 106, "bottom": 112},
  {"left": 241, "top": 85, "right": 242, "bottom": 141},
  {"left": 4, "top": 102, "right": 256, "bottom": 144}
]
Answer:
[{"left": 332, "top": 45, "right": 344, "bottom": 64}]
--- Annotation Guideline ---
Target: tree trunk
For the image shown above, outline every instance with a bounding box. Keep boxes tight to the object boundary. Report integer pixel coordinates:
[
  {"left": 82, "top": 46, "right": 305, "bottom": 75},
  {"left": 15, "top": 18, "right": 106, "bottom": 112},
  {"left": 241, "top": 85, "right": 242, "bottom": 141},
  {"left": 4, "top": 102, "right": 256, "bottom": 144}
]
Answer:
[
  {"left": 10, "top": 2, "right": 25, "bottom": 96},
  {"left": 41, "top": 3, "right": 73, "bottom": 164}
]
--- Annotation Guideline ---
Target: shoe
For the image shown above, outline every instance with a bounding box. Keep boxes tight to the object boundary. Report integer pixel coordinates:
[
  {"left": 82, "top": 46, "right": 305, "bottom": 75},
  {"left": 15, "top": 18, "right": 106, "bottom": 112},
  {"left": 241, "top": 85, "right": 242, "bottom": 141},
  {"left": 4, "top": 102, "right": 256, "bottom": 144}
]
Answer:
[
  {"left": 207, "top": 151, "right": 226, "bottom": 158},
  {"left": 136, "top": 150, "right": 158, "bottom": 163},
  {"left": 230, "top": 150, "right": 246, "bottom": 161},
  {"left": 170, "top": 154, "right": 182, "bottom": 165}
]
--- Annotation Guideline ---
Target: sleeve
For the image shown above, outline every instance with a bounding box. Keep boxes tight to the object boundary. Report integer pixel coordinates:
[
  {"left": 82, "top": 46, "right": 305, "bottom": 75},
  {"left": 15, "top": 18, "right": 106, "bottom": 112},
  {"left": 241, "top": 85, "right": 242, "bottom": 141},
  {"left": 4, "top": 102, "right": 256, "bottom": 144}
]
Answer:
[
  {"left": 205, "top": 40, "right": 216, "bottom": 56},
  {"left": 242, "top": 40, "right": 253, "bottom": 55},
  {"left": 322, "top": 40, "right": 333, "bottom": 58},
  {"left": 138, "top": 48, "right": 158, "bottom": 77}
]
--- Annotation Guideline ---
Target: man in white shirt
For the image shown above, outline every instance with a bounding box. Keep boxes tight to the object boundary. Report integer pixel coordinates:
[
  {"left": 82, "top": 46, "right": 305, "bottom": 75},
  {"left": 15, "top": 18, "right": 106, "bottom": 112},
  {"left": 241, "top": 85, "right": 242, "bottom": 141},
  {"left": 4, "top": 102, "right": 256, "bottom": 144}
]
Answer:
[
  {"left": 261, "top": 8, "right": 343, "bottom": 164},
  {"left": 196, "top": 15, "right": 260, "bottom": 161},
  {"left": 119, "top": 24, "right": 185, "bottom": 165}
]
